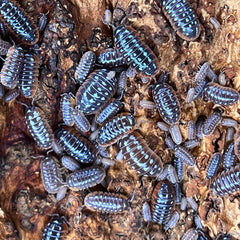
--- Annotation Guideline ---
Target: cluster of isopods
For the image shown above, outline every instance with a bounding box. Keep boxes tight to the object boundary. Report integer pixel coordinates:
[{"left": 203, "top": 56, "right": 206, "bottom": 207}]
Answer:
[{"left": 1, "top": 0, "right": 239, "bottom": 239}]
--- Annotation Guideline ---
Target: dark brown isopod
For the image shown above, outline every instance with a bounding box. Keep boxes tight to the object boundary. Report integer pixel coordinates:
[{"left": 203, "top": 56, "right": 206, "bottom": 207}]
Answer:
[
  {"left": 97, "top": 113, "right": 135, "bottom": 147},
  {"left": 151, "top": 180, "right": 175, "bottom": 225},
  {"left": 0, "top": 39, "right": 11, "bottom": 55},
  {"left": 203, "top": 82, "right": 239, "bottom": 106},
  {"left": 18, "top": 52, "right": 39, "bottom": 98},
  {"left": 41, "top": 156, "right": 65, "bottom": 194},
  {"left": 54, "top": 126, "right": 97, "bottom": 163},
  {"left": 0, "top": 46, "right": 24, "bottom": 89},
  {"left": 210, "top": 164, "right": 240, "bottom": 196},
  {"left": 84, "top": 191, "right": 129, "bottom": 213},
  {"left": 66, "top": 166, "right": 105, "bottom": 190},
  {"left": 152, "top": 81, "right": 181, "bottom": 124},
  {"left": 161, "top": 0, "right": 200, "bottom": 41},
  {"left": 118, "top": 131, "right": 163, "bottom": 176},
  {"left": 114, "top": 25, "right": 159, "bottom": 77},
  {"left": 0, "top": 0, "right": 39, "bottom": 45},
  {"left": 74, "top": 51, "right": 96, "bottom": 85},
  {"left": 25, "top": 106, "right": 54, "bottom": 149}
]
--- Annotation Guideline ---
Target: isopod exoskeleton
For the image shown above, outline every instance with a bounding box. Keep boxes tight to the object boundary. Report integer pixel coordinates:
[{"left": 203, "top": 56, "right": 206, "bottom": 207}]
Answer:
[
  {"left": 74, "top": 51, "right": 96, "bottom": 85},
  {"left": 203, "top": 82, "right": 239, "bottom": 106},
  {"left": 151, "top": 180, "right": 175, "bottom": 225},
  {"left": 84, "top": 191, "right": 129, "bottom": 213},
  {"left": 118, "top": 131, "right": 163, "bottom": 176},
  {"left": 97, "top": 113, "right": 135, "bottom": 147},
  {"left": 0, "top": 46, "right": 24, "bottom": 89},
  {"left": 66, "top": 166, "right": 105, "bottom": 190},
  {"left": 75, "top": 69, "right": 117, "bottom": 115},
  {"left": 40, "top": 156, "right": 65, "bottom": 194},
  {"left": 114, "top": 25, "right": 159, "bottom": 77},
  {"left": 54, "top": 126, "right": 97, "bottom": 163},
  {"left": 25, "top": 106, "right": 54, "bottom": 149},
  {"left": 0, "top": 0, "right": 39, "bottom": 45},
  {"left": 18, "top": 52, "right": 39, "bottom": 98},
  {"left": 210, "top": 164, "right": 240, "bottom": 196},
  {"left": 161, "top": 0, "right": 200, "bottom": 41}
]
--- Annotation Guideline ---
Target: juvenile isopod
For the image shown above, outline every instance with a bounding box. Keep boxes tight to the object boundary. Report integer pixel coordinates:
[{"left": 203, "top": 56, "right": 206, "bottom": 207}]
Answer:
[
  {"left": 60, "top": 93, "right": 75, "bottom": 127},
  {"left": 18, "top": 52, "right": 39, "bottom": 98},
  {"left": 61, "top": 155, "right": 81, "bottom": 172},
  {"left": 174, "top": 145, "right": 195, "bottom": 166},
  {"left": 0, "top": 46, "right": 24, "bottom": 89},
  {"left": 223, "top": 142, "right": 236, "bottom": 169},
  {"left": 187, "top": 120, "right": 196, "bottom": 140},
  {"left": 210, "top": 17, "right": 221, "bottom": 31},
  {"left": 181, "top": 228, "right": 198, "bottom": 240},
  {"left": 74, "top": 51, "right": 96, "bottom": 85},
  {"left": 157, "top": 121, "right": 170, "bottom": 132},
  {"left": 118, "top": 131, "right": 163, "bottom": 176},
  {"left": 0, "top": 0, "right": 39, "bottom": 45},
  {"left": 169, "top": 123, "right": 182, "bottom": 145},
  {"left": 66, "top": 166, "right": 105, "bottom": 191},
  {"left": 161, "top": 0, "right": 200, "bottom": 41},
  {"left": 117, "top": 70, "right": 127, "bottom": 97},
  {"left": 142, "top": 202, "right": 152, "bottom": 222},
  {"left": 4, "top": 88, "right": 19, "bottom": 102},
  {"left": 203, "top": 82, "right": 239, "bottom": 106},
  {"left": 196, "top": 115, "right": 206, "bottom": 140},
  {"left": 40, "top": 156, "right": 65, "bottom": 194},
  {"left": 38, "top": 12, "right": 48, "bottom": 32},
  {"left": 186, "top": 197, "right": 198, "bottom": 211},
  {"left": 173, "top": 156, "right": 184, "bottom": 181},
  {"left": 84, "top": 191, "right": 129, "bottom": 213},
  {"left": 210, "top": 164, "right": 240, "bottom": 196},
  {"left": 184, "top": 139, "right": 200, "bottom": 149},
  {"left": 71, "top": 107, "right": 90, "bottom": 133},
  {"left": 151, "top": 180, "right": 175, "bottom": 225},
  {"left": 174, "top": 182, "right": 182, "bottom": 204},
  {"left": 221, "top": 118, "right": 238, "bottom": 128},
  {"left": 54, "top": 126, "right": 97, "bottom": 163},
  {"left": 206, "top": 152, "right": 222, "bottom": 179},
  {"left": 194, "top": 62, "right": 217, "bottom": 82},
  {"left": 76, "top": 69, "right": 117, "bottom": 115},
  {"left": 97, "top": 113, "right": 135, "bottom": 147},
  {"left": 164, "top": 210, "right": 179, "bottom": 231}
]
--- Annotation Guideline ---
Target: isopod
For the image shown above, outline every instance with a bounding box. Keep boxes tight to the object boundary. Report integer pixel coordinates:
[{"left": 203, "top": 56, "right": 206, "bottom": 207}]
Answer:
[
  {"left": 206, "top": 152, "right": 222, "bottom": 179},
  {"left": 186, "top": 197, "right": 198, "bottom": 211},
  {"left": 84, "top": 191, "right": 128, "bottom": 213},
  {"left": 161, "top": 0, "right": 200, "bottom": 41},
  {"left": 61, "top": 155, "right": 81, "bottom": 172},
  {"left": 184, "top": 139, "right": 200, "bottom": 149},
  {"left": 173, "top": 156, "right": 184, "bottom": 181},
  {"left": 187, "top": 120, "right": 196, "bottom": 140},
  {"left": 118, "top": 131, "right": 163, "bottom": 176},
  {"left": 38, "top": 12, "right": 48, "bottom": 32},
  {"left": 40, "top": 156, "right": 65, "bottom": 194},
  {"left": 25, "top": 106, "right": 54, "bottom": 149},
  {"left": 71, "top": 107, "right": 90, "bottom": 133},
  {"left": 157, "top": 121, "right": 170, "bottom": 132},
  {"left": 76, "top": 69, "right": 117, "bottom": 115},
  {"left": 196, "top": 115, "right": 206, "bottom": 139},
  {"left": 74, "top": 51, "right": 96, "bottom": 85},
  {"left": 223, "top": 142, "right": 236, "bottom": 169},
  {"left": 142, "top": 202, "right": 152, "bottom": 222},
  {"left": 18, "top": 52, "right": 39, "bottom": 98},
  {"left": 54, "top": 126, "right": 97, "bottom": 163},
  {"left": 117, "top": 70, "right": 127, "bottom": 97},
  {"left": 210, "top": 164, "right": 240, "bottom": 196},
  {"left": 4, "top": 88, "right": 19, "bottom": 102},
  {"left": 194, "top": 62, "right": 217, "bottom": 82},
  {"left": 174, "top": 182, "right": 182, "bottom": 204},
  {"left": 0, "top": 39, "right": 11, "bottom": 55},
  {"left": 221, "top": 118, "right": 238, "bottom": 128},
  {"left": 66, "top": 166, "right": 105, "bottom": 190},
  {"left": 60, "top": 93, "right": 75, "bottom": 127},
  {"left": 0, "top": 0, "right": 39, "bottom": 45},
  {"left": 0, "top": 46, "right": 24, "bottom": 89},
  {"left": 203, "top": 82, "right": 239, "bottom": 106},
  {"left": 181, "top": 228, "right": 198, "bottom": 240},
  {"left": 174, "top": 145, "right": 195, "bottom": 166},
  {"left": 95, "top": 98, "right": 123, "bottom": 125},
  {"left": 164, "top": 210, "right": 179, "bottom": 231},
  {"left": 97, "top": 113, "right": 135, "bottom": 147},
  {"left": 169, "top": 123, "right": 182, "bottom": 145},
  {"left": 210, "top": 17, "right": 221, "bottom": 31},
  {"left": 98, "top": 48, "right": 126, "bottom": 67},
  {"left": 151, "top": 181, "right": 175, "bottom": 225}
]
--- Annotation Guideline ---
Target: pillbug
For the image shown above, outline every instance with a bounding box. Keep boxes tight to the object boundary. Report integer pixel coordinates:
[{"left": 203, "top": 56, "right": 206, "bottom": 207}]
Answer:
[
  {"left": 186, "top": 87, "right": 195, "bottom": 104},
  {"left": 173, "top": 156, "right": 184, "bottom": 181},
  {"left": 0, "top": 39, "right": 11, "bottom": 55},
  {"left": 40, "top": 156, "right": 65, "bottom": 194},
  {"left": 76, "top": 69, "right": 117, "bottom": 115},
  {"left": 118, "top": 131, "right": 163, "bottom": 176},
  {"left": 84, "top": 191, "right": 128, "bottom": 213},
  {"left": 218, "top": 71, "right": 226, "bottom": 86},
  {"left": 139, "top": 100, "right": 156, "bottom": 109},
  {"left": 18, "top": 52, "right": 39, "bottom": 98},
  {"left": 74, "top": 51, "right": 96, "bottom": 85},
  {"left": 187, "top": 120, "right": 196, "bottom": 140},
  {"left": 210, "top": 164, "right": 240, "bottom": 196},
  {"left": 169, "top": 124, "right": 182, "bottom": 145},
  {"left": 161, "top": 0, "right": 200, "bottom": 41},
  {"left": 52, "top": 139, "right": 63, "bottom": 155},
  {"left": 25, "top": 106, "right": 54, "bottom": 149},
  {"left": 42, "top": 215, "right": 68, "bottom": 240},
  {"left": 206, "top": 152, "right": 222, "bottom": 179},
  {"left": 181, "top": 228, "right": 199, "bottom": 240},
  {"left": 54, "top": 126, "right": 97, "bottom": 163},
  {"left": 223, "top": 142, "right": 236, "bottom": 169},
  {"left": 221, "top": 118, "right": 238, "bottom": 128},
  {"left": 60, "top": 93, "right": 75, "bottom": 127},
  {"left": 142, "top": 202, "right": 152, "bottom": 222},
  {"left": 151, "top": 181, "right": 175, "bottom": 225},
  {"left": 0, "top": 0, "right": 39, "bottom": 45},
  {"left": 98, "top": 48, "right": 126, "bottom": 67},
  {"left": 165, "top": 133, "right": 175, "bottom": 150},
  {"left": 114, "top": 25, "right": 159, "bottom": 77},
  {"left": 184, "top": 139, "right": 200, "bottom": 149},
  {"left": 0, "top": 46, "right": 24, "bottom": 89},
  {"left": 194, "top": 62, "right": 217, "bottom": 82},
  {"left": 166, "top": 164, "right": 178, "bottom": 184},
  {"left": 164, "top": 210, "right": 179, "bottom": 231},
  {"left": 61, "top": 155, "right": 81, "bottom": 172},
  {"left": 152, "top": 81, "right": 180, "bottom": 125},
  {"left": 97, "top": 113, "right": 135, "bottom": 147},
  {"left": 202, "top": 109, "right": 222, "bottom": 136},
  {"left": 95, "top": 98, "right": 123, "bottom": 125},
  {"left": 203, "top": 82, "right": 239, "bottom": 106},
  {"left": 71, "top": 107, "right": 90, "bottom": 133},
  {"left": 4, "top": 88, "right": 19, "bottom": 102},
  {"left": 157, "top": 121, "right": 170, "bottom": 132},
  {"left": 66, "top": 166, "right": 105, "bottom": 191},
  {"left": 174, "top": 145, "right": 195, "bottom": 166},
  {"left": 226, "top": 127, "right": 235, "bottom": 142}
]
